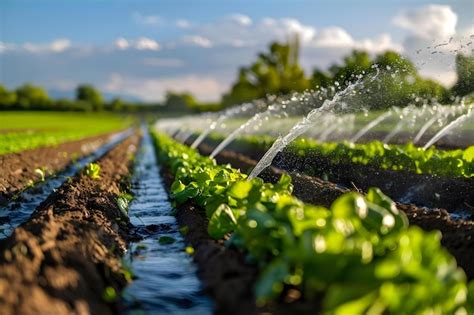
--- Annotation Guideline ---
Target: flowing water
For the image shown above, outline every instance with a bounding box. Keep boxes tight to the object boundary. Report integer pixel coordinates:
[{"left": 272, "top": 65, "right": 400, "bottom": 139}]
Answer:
[
  {"left": 0, "top": 129, "right": 133, "bottom": 239},
  {"left": 247, "top": 73, "right": 378, "bottom": 179},
  {"left": 123, "top": 128, "right": 212, "bottom": 314},
  {"left": 351, "top": 111, "right": 392, "bottom": 143},
  {"left": 423, "top": 108, "right": 474, "bottom": 150},
  {"left": 191, "top": 103, "right": 255, "bottom": 149}
]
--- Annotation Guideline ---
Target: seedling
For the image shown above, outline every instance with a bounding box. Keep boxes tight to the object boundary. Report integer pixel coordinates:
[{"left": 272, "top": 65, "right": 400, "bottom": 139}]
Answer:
[
  {"left": 85, "top": 163, "right": 101, "bottom": 180},
  {"left": 34, "top": 168, "right": 46, "bottom": 182}
]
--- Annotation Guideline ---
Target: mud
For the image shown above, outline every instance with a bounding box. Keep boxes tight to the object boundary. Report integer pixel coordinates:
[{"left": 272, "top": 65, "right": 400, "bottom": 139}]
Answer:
[
  {"left": 0, "top": 131, "right": 123, "bottom": 202},
  {"left": 0, "top": 132, "right": 140, "bottom": 315}
]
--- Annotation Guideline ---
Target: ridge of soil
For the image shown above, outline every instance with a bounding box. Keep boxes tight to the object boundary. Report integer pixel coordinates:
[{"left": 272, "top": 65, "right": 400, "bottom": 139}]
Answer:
[
  {"left": 0, "top": 132, "right": 140, "bottom": 315},
  {"left": 0, "top": 130, "right": 125, "bottom": 203},
  {"left": 197, "top": 144, "right": 474, "bottom": 280}
]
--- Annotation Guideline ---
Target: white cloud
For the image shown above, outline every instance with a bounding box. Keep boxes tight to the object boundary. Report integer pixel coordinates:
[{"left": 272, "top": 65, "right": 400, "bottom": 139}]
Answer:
[
  {"left": 311, "top": 27, "right": 354, "bottom": 47},
  {"left": 182, "top": 35, "right": 213, "bottom": 48},
  {"left": 114, "top": 37, "right": 160, "bottom": 51},
  {"left": 176, "top": 19, "right": 191, "bottom": 29},
  {"left": 22, "top": 38, "right": 71, "bottom": 53},
  {"left": 142, "top": 57, "right": 184, "bottom": 67},
  {"left": 104, "top": 73, "right": 228, "bottom": 102},
  {"left": 0, "top": 42, "right": 16, "bottom": 53},
  {"left": 115, "top": 38, "right": 129, "bottom": 50},
  {"left": 393, "top": 5, "right": 457, "bottom": 40},
  {"left": 135, "top": 37, "right": 160, "bottom": 50}
]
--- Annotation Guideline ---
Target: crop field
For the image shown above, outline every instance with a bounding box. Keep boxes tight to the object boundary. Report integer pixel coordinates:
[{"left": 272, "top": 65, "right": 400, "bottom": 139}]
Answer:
[
  {"left": 2, "top": 1, "right": 474, "bottom": 314},
  {"left": 0, "top": 99, "right": 473, "bottom": 314}
]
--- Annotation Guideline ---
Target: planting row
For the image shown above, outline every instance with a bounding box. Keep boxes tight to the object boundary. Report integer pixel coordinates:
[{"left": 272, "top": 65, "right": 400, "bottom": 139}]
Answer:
[
  {"left": 207, "top": 134, "right": 474, "bottom": 178},
  {"left": 153, "top": 131, "right": 474, "bottom": 314}
]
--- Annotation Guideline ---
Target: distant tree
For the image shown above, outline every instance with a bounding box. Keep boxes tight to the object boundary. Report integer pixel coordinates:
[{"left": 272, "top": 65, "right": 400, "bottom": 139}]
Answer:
[
  {"left": 76, "top": 84, "right": 104, "bottom": 111},
  {"left": 222, "top": 36, "right": 310, "bottom": 106},
  {"left": 109, "top": 97, "right": 125, "bottom": 112},
  {"left": 15, "top": 84, "right": 50, "bottom": 110},
  {"left": 0, "top": 85, "right": 17, "bottom": 110},
  {"left": 328, "top": 50, "right": 372, "bottom": 86},
  {"left": 163, "top": 92, "right": 197, "bottom": 112},
  {"left": 452, "top": 53, "right": 474, "bottom": 97}
]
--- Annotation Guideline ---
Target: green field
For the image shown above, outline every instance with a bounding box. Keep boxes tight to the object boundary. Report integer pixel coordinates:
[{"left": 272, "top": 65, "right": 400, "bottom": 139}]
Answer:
[{"left": 0, "top": 112, "right": 133, "bottom": 155}]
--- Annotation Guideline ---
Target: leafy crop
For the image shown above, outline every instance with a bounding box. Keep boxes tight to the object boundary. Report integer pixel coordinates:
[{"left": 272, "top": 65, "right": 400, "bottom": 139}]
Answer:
[
  {"left": 85, "top": 163, "right": 101, "bottom": 180},
  {"left": 0, "top": 112, "right": 132, "bottom": 155},
  {"left": 208, "top": 133, "right": 474, "bottom": 178},
  {"left": 153, "top": 131, "right": 474, "bottom": 314}
]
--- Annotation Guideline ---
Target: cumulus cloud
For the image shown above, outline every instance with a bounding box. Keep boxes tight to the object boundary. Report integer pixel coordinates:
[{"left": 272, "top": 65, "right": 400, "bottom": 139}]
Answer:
[
  {"left": 104, "top": 73, "right": 228, "bottom": 101},
  {"left": 181, "top": 35, "right": 213, "bottom": 48},
  {"left": 22, "top": 38, "right": 71, "bottom": 53},
  {"left": 114, "top": 37, "right": 160, "bottom": 51},
  {"left": 392, "top": 5, "right": 457, "bottom": 40}
]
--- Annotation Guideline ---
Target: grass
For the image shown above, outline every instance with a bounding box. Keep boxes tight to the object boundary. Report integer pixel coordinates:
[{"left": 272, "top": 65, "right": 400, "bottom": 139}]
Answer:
[{"left": 0, "top": 111, "right": 133, "bottom": 155}]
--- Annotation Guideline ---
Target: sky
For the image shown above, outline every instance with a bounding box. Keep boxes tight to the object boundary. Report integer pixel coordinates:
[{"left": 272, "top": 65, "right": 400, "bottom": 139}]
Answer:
[{"left": 0, "top": 0, "right": 473, "bottom": 102}]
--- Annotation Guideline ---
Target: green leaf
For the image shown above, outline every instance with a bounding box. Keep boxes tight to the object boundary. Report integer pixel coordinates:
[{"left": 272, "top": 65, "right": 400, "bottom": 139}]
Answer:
[
  {"left": 227, "top": 180, "right": 253, "bottom": 199},
  {"left": 208, "top": 204, "right": 237, "bottom": 239}
]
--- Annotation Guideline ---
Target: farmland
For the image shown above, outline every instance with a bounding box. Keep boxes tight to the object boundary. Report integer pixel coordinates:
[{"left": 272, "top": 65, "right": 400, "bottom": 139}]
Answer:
[{"left": 0, "top": 104, "right": 473, "bottom": 314}]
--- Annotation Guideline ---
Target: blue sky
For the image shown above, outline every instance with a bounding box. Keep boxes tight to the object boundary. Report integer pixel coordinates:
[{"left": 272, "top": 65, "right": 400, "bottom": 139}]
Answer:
[{"left": 1, "top": 0, "right": 473, "bottom": 101}]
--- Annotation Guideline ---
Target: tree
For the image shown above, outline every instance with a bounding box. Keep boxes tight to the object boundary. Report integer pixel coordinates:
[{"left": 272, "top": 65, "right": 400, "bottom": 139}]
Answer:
[
  {"left": 76, "top": 84, "right": 104, "bottom": 111},
  {"left": 163, "top": 92, "right": 197, "bottom": 112},
  {"left": 222, "top": 36, "right": 310, "bottom": 106},
  {"left": 0, "top": 85, "right": 17, "bottom": 109},
  {"left": 452, "top": 53, "right": 474, "bottom": 97},
  {"left": 15, "top": 84, "right": 50, "bottom": 110}
]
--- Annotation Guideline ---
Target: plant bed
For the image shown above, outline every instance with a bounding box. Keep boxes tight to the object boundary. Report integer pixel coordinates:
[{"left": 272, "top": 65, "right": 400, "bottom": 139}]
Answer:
[
  {"left": 196, "top": 142, "right": 474, "bottom": 281},
  {"left": 154, "top": 131, "right": 474, "bottom": 314},
  {"left": 0, "top": 132, "right": 140, "bottom": 315},
  {"left": 0, "top": 130, "right": 125, "bottom": 203},
  {"left": 199, "top": 135, "right": 473, "bottom": 212}
]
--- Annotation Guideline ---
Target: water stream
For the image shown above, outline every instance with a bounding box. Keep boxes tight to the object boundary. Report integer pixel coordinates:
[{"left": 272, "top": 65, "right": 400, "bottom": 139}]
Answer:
[
  {"left": 0, "top": 129, "right": 133, "bottom": 239},
  {"left": 423, "top": 108, "right": 473, "bottom": 149},
  {"left": 123, "top": 129, "right": 212, "bottom": 314}
]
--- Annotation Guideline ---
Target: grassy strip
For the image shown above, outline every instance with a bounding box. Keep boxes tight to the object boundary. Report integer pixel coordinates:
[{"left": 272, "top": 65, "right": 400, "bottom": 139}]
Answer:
[
  {"left": 207, "top": 133, "right": 474, "bottom": 178},
  {"left": 153, "top": 131, "right": 473, "bottom": 314},
  {"left": 0, "top": 112, "right": 133, "bottom": 155}
]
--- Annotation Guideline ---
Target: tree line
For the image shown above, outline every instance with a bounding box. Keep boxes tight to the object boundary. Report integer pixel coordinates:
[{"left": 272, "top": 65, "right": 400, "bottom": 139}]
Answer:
[{"left": 1, "top": 39, "right": 472, "bottom": 112}]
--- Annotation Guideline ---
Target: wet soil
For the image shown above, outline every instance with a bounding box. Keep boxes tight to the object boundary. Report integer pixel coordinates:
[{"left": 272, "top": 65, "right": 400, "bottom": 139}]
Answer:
[
  {"left": 0, "top": 131, "right": 123, "bottom": 203},
  {"left": 160, "top": 168, "right": 259, "bottom": 315},
  {"left": 0, "top": 132, "right": 140, "bottom": 315},
  {"left": 198, "top": 144, "right": 474, "bottom": 281}
]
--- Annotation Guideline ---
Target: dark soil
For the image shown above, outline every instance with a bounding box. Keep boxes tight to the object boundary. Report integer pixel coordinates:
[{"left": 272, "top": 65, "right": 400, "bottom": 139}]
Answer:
[
  {"left": 0, "top": 131, "right": 123, "bottom": 203},
  {"left": 160, "top": 167, "right": 259, "bottom": 315},
  {"left": 200, "top": 144, "right": 474, "bottom": 281},
  {"left": 0, "top": 132, "right": 140, "bottom": 315},
  {"left": 199, "top": 138, "right": 473, "bottom": 212}
]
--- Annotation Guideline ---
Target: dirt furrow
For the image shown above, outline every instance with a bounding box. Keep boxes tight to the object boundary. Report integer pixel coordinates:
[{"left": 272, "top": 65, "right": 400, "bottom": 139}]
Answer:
[
  {"left": 0, "top": 130, "right": 126, "bottom": 203},
  {"left": 0, "top": 132, "right": 140, "bottom": 315}
]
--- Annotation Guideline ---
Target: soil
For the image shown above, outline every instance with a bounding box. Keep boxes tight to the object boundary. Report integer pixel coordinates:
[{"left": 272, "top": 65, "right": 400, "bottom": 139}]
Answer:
[
  {"left": 0, "top": 131, "right": 124, "bottom": 203},
  {"left": 199, "top": 138, "right": 473, "bottom": 213},
  {"left": 0, "top": 132, "right": 140, "bottom": 315},
  {"left": 198, "top": 144, "right": 474, "bottom": 281},
  {"left": 160, "top": 167, "right": 259, "bottom": 315}
]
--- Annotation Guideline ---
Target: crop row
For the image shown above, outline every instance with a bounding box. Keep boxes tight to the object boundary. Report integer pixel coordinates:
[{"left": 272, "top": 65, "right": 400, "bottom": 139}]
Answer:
[
  {"left": 207, "top": 133, "right": 474, "bottom": 178},
  {"left": 153, "top": 131, "right": 474, "bottom": 314}
]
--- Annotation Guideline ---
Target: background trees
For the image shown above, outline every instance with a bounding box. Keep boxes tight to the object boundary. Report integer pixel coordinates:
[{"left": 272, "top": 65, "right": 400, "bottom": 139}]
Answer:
[{"left": 0, "top": 43, "right": 472, "bottom": 112}]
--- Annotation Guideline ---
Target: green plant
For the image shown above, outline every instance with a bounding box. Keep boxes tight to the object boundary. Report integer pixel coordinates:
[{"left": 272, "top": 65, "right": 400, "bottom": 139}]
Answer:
[
  {"left": 153, "top": 131, "right": 474, "bottom": 314},
  {"left": 85, "top": 163, "right": 101, "bottom": 180}
]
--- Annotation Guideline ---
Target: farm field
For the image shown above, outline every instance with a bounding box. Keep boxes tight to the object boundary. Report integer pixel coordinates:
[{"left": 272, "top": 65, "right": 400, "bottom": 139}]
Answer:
[
  {"left": 0, "top": 103, "right": 473, "bottom": 314},
  {"left": 2, "top": 1, "right": 474, "bottom": 314}
]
